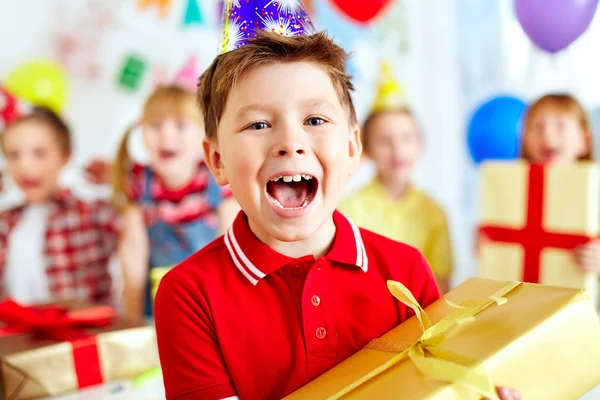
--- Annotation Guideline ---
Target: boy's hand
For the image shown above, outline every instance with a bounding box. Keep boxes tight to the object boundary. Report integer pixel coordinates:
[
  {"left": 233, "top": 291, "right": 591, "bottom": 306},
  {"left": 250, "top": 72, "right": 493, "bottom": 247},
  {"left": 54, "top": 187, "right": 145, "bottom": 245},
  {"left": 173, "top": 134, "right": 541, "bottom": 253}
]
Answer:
[
  {"left": 485, "top": 387, "right": 522, "bottom": 400},
  {"left": 84, "top": 158, "right": 112, "bottom": 185},
  {"left": 573, "top": 240, "right": 600, "bottom": 275}
]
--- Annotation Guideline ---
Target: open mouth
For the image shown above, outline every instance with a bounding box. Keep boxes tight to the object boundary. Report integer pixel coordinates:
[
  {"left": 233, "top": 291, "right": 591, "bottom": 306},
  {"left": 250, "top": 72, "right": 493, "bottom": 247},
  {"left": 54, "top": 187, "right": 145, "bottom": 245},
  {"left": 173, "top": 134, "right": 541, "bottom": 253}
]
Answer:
[
  {"left": 159, "top": 150, "right": 178, "bottom": 159},
  {"left": 542, "top": 148, "right": 559, "bottom": 159},
  {"left": 20, "top": 178, "right": 42, "bottom": 189},
  {"left": 266, "top": 173, "right": 318, "bottom": 210}
]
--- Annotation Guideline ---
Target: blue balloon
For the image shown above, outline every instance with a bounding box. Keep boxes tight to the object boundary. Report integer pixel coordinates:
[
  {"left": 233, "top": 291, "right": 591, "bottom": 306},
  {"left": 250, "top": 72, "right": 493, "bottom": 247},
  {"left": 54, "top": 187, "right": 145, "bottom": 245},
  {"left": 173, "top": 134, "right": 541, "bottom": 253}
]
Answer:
[{"left": 467, "top": 95, "right": 527, "bottom": 164}]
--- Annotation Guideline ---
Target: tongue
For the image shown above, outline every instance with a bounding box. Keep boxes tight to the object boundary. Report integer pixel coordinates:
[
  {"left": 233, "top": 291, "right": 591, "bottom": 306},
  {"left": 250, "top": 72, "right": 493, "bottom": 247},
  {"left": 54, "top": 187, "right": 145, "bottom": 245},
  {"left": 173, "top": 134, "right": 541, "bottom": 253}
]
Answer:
[{"left": 269, "top": 181, "right": 310, "bottom": 208}]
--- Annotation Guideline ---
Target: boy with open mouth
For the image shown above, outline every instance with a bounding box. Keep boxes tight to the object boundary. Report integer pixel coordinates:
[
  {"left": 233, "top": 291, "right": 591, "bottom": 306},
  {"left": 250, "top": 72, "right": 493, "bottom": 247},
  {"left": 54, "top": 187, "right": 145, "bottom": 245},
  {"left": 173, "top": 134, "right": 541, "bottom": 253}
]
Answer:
[{"left": 154, "top": 1, "right": 521, "bottom": 399}]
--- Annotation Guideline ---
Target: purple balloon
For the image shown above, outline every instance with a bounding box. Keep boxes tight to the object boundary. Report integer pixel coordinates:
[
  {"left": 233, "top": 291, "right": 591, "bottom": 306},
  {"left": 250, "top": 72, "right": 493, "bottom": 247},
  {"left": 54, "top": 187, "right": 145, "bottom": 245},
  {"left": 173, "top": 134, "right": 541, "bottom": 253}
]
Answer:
[{"left": 515, "top": 0, "right": 598, "bottom": 53}]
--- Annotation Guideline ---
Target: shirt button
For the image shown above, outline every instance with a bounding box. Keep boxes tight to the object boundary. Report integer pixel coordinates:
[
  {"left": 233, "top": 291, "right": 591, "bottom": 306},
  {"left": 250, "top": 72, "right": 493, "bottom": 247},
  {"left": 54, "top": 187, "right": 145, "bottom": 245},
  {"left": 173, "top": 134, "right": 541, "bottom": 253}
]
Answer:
[
  {"left": 315, "top": 327, "right": 327, "bottom": 339},
  {"left": 293, "top": 265, "right": 303, "bottom": 276},
  {"left": 311, "top": 295, "right": 321, "bottom": 307}
]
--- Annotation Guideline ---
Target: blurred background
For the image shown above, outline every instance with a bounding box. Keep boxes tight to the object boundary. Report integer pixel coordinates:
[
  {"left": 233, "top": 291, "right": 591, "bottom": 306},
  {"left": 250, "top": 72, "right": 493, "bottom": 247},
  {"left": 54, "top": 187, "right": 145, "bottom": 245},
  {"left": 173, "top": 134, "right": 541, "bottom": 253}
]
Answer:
[{"left": 3, "top": 0, "right": 600, "bottom": 288}]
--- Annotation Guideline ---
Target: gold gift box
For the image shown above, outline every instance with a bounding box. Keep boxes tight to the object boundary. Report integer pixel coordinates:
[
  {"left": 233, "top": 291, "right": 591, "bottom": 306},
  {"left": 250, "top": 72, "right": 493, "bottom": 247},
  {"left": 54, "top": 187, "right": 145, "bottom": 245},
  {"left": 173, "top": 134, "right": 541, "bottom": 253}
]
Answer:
[
  {"left": 479, "top": 161, "right": 599, "bottom": 302},
  {"left": 284, "top": 278, "right": 600, "bottom": 400},
  {"left": 0, "top": 302, "right": 159, "bottom": 400}
]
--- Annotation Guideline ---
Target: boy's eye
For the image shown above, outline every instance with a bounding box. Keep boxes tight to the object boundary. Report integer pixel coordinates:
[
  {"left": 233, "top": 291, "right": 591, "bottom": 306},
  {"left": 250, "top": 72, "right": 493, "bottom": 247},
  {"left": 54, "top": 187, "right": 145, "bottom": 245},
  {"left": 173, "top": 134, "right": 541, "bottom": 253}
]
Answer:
[
  {"left": 305, "top": 117, "right": 325, "bottom": 127},
  {"left": 248, "top": 122, "right": 269, "bottom": 130}
]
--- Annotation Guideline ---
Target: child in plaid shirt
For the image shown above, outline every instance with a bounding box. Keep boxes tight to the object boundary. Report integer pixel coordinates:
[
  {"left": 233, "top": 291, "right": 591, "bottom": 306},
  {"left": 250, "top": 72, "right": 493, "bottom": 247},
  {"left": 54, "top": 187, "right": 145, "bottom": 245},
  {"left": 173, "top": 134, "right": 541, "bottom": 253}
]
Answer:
[
  {"left": 112, "top": 85, "right": 238, "bottom": 320},
  {"left": 0, "top": 100, "right": 120, "bottom": 305}
]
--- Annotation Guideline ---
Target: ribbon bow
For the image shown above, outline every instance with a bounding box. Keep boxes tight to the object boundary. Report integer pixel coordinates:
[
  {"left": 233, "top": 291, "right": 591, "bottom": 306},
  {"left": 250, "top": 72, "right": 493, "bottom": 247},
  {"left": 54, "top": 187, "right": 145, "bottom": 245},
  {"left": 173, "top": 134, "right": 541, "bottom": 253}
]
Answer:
[
  {"left": 328, "top": 280, "right": 521, "bottom": 400},
  {"left": 0, "top": 299, "right": 115, "bottom": 341}
]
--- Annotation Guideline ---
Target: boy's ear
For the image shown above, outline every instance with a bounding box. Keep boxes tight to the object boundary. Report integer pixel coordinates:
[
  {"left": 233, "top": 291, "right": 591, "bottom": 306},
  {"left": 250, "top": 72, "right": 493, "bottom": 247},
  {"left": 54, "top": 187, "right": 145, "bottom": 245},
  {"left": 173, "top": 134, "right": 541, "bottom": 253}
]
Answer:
[
  {"left": 203, "top": 138, "right": 229, "bottom": 186},
  {"left": 348, "top": 124, "right": 363, "bottom": 175}
]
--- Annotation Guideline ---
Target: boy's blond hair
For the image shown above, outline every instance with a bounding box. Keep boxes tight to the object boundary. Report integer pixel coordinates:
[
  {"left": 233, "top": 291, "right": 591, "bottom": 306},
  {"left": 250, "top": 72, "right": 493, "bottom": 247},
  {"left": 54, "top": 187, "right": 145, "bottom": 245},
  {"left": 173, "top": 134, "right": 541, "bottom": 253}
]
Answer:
[{"left": 198, "top": 31, "right": 358, "bottom": 140}]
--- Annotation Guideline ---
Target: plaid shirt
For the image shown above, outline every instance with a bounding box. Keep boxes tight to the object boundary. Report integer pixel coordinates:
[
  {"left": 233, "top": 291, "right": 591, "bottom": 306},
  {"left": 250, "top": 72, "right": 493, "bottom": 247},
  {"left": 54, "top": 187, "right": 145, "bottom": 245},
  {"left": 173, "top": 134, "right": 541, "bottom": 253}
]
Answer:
[{"left": 0, "top": 190, "right": 121, "bottom": 303}]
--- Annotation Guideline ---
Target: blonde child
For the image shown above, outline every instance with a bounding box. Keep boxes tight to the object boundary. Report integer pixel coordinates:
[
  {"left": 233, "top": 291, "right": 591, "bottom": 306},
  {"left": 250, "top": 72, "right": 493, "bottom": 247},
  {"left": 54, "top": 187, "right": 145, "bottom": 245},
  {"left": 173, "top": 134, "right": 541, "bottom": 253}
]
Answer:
[
  {"left": 519, "top": 93, "right": 600, "bottom": 273},
  {"left": 339, "top": 65, "right": 453, "bottom": 294},
  {"left": 114, "top": 85, "right": 238, "bottom": 320},
  {"left": 0, "top": 101, "right": 119, "bottom": 304}
]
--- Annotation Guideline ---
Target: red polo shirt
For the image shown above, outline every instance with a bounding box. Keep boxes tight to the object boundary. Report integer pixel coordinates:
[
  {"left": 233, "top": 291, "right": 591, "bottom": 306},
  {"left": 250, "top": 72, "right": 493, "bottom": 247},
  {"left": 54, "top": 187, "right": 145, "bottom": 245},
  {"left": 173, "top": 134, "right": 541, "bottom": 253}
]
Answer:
[{"left": 155, "top": 211, "right": 440, "bottom": 400}]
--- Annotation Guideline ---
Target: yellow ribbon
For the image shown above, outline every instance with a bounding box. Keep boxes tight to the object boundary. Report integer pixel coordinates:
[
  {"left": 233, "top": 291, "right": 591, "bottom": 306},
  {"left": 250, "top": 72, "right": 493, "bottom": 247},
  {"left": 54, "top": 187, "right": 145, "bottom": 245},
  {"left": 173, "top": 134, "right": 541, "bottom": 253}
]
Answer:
[{"left": 327, "top": 280, "right": 522, "bottom": 400}]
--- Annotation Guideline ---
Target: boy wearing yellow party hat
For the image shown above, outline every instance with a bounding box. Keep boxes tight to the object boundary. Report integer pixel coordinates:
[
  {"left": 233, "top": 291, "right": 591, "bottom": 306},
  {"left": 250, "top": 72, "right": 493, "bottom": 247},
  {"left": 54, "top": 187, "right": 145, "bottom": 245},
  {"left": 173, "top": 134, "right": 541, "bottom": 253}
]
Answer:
[
  {"left": 339, "top": 61, "right": 454, "bottom": 294},
  {"left": 154, "top": 2, "right": 519, "bottom": 400}
]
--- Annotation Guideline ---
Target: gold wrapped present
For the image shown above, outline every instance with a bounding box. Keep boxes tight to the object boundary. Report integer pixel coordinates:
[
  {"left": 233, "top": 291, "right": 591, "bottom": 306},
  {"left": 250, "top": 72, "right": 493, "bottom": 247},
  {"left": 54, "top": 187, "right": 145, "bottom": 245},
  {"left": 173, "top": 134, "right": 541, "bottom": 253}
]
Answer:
[
  {"left": 0, "top": 300, "right": 159, "bottom": 400},
  {"left": 479, "top": 161, "right": 599, "bottom": 302},
  {"left": 284, "top": 278, "right": 600, "bottom": 400}
]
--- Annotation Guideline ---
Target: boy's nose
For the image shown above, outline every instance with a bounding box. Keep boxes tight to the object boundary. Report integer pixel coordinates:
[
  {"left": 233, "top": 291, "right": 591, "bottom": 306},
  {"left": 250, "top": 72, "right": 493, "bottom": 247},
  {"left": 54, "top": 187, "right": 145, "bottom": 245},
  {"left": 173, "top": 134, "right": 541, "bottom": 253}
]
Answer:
[
  {"left": 274, "top": 133, "right": 307, "bottom": 157},
  {"left": 277, "top": 145, "right": 305, "bottom": 157}
]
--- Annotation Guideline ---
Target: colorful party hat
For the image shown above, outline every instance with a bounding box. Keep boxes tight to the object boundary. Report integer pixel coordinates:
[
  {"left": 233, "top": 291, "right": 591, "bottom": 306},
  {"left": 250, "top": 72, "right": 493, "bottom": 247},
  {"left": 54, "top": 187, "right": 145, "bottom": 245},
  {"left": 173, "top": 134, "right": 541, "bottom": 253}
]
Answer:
[
  {"left": 371, "top": 60, "right": 408, "bottom": 113},
  {"left": 0, "top": 85, "right": 30, "bottom": 131},
  {"left": 174, "top": 55, "right": 200, "bottom": 91},
  {"left": 218, "top": 0, "right": 316, "bottom": 55}
]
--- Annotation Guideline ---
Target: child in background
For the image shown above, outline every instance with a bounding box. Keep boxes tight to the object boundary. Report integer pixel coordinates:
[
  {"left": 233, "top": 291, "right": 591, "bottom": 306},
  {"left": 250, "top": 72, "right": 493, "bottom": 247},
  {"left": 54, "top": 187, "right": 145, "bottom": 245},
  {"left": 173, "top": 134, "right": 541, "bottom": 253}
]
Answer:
[
  {"left": 0, "top": 89, "right": 120, "bottom": 304},
  {"left": 113, "top": 85, "right": 238, "bottom": 320},
  {"left": 518, "top": 93, "right": 600, "bottom": 274},
  {"left": 339, "top": 63, "right": 453, "bottom": 294}
]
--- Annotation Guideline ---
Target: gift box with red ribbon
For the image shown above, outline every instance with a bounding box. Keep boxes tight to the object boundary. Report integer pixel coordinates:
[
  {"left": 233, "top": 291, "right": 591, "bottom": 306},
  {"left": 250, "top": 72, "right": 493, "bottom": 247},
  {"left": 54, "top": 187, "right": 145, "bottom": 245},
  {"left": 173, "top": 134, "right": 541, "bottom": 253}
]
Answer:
[
  {"left": 478, "top": 161, "right": 599, "bottom": 302},
  {"left": 0, "top": 300, "right": 159, "bottom": 400}
]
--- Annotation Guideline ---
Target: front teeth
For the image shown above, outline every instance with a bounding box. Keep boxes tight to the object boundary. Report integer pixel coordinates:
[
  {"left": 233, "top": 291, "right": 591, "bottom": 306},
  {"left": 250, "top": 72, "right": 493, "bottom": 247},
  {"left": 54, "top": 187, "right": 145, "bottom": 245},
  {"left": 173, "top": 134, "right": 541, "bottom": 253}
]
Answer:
[{"left": 270, "top": 174, "right": 313, "bottom": 182}]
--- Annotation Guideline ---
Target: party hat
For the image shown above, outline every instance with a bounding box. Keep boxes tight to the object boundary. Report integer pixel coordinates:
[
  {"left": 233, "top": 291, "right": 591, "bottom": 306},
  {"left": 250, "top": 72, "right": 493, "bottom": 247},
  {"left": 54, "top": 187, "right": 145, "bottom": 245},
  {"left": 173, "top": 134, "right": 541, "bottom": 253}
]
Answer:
[
  {"left": 174, "top": 55, "right": 200, "bottom": 91},
  {"left": 0, "top": 85, "right": 30, "bottom": 131},
  {"left": 371, "top": 60, "right": 408, "bottom": 113},
  {"left": 218, "top": 0, "right": 316, "bottom": 55}
]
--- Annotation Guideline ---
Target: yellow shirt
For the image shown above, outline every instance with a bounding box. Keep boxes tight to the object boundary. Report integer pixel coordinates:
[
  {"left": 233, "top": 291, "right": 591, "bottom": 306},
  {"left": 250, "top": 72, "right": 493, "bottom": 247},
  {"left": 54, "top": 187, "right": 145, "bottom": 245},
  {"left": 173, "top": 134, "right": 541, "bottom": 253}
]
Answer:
[{"left": 338, "top": 180, "right": 453, "bottom": 279}]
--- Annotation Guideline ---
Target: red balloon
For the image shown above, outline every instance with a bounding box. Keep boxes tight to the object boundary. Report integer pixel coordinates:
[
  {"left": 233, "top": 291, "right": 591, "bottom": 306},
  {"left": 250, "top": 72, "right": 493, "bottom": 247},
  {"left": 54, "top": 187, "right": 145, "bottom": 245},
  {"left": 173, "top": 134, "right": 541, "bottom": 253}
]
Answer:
[{"left": 330, "top": 0, "right": 392, "bottom": 23}]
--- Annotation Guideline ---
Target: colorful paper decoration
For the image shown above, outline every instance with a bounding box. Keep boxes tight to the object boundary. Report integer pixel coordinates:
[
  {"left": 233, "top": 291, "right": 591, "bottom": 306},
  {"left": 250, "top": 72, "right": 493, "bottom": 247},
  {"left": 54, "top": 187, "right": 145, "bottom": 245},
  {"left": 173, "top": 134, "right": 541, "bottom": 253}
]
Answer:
[
  {"left": 117, "top": 54, "right": 147, "bottom": 91},
  {"left": 54, "top": 0, "right": 117, "bottom": 80},
  {"left": 174, "top": 55, "right": 200, "bottom": 91},
  {"left": 151, "top": 64, "right": 170, "bottom": 89},
  {"left": 137, "top": 0, "right": 173, "bottom": 19},
  {"left": 183, "top": 0, "right": 203, "bottom": 26}
]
